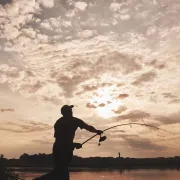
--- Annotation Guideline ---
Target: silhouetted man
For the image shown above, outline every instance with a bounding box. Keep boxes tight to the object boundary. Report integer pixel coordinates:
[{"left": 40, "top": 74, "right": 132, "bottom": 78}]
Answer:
[{"left": 53, "top": 105, "right": 103, "bottom": 180}]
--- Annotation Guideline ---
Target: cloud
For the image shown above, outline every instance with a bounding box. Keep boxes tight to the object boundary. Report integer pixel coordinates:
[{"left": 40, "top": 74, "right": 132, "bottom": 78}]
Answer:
[
  {"left": 124, "top": 137, "right": 166, "bottom": 151},
  {"left": 0, "top": 120, "right": 52, "bottom": 133},
  {"left": 0, "top": 108, "right": 14, "bottom": 112},
  {"left": 86, "top": 103, "right": 96, "bottom": 109},
  {"left": 21, "top": 81, "right": 44, "bottom": 94},
  {"left": 0, "top": 50, "right": 21, "bottom": 66},
  {"left": 52, "top": 52, "right": 142, "bottom": 97},
  {"left": 98, "top": 103, "right": 105, "bottom": 107},
  {"left": 112, "top": 105, "right": 127, "bottom": 114},
  {"left": 117, "top": 93, "right": 129, "bottom": 99},
  {"left": 75, "top": 1, "right": 87, "bottom": 11},
  {"left": 95, "top": 52, "right": 142, "bottom": 75},
  {"left": 42, "top": 96, "right": 61, "bottom": 105},
  {"left": 0, "top": 0, "right": 13, "bottom": 6},
  {"left": 162, "top": 93, "right": 177, "bottom": 99},
  {"left": 116, "top": 83, "right": 125, "bottom": 87},
  {"left": 115, "top": 110, "right": 151, "bottom": 121},
  {"left": 49, "top": 51, "right": 142, "bottom": 97},
  {"left": 0, "top": 64, "right": 20, "bottom": 83},
  {"left": 169, "top": 99, "right": 180, "bottom": 104},
  {"left": 76, "top": 82, "right": 113, "bottom": 95},
  {"left": 161, "top": 92, "right": 180, "bottom": 104},
  {"left": 32, "top": 139, "right": 53, "bottom": 145},
  {"left": 155, "top": 111, "right": 180, "bottom": 125},
  {"left": 75, "top": 84, "right": 99, "bottom": 95},
  {"left": 132, "top": 71, "right": 157, "bottom": 86},
  {"left": 147, "top": 59, "right": 167, "bottom": 70},
  {"left": 82, "top": 85, "right": 98, "bottom": 92},
  {"left": 38, "top": 0, "right": 54, "bottom": 8},
  {"left": 51, "top": 73, "right": 87, "bottom": 97}
]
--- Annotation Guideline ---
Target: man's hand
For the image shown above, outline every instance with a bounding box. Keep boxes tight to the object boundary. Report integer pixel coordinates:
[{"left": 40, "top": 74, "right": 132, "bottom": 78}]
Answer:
[
  {"left": 73, "top": 143, "right": 82, "bottom": 149},
  {"left": 96, "top": 130, "right": 103, "bottom": 135}
]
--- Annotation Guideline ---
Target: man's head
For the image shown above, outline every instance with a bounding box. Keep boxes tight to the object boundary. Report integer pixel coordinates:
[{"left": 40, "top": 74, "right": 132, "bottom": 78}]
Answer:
[{"left": 61, "top": 105, "right": 74, "bottom": 117}]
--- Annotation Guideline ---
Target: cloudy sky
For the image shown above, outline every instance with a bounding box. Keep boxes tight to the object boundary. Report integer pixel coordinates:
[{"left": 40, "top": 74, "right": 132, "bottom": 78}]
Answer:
[{"left": 0, "top": 0, "right": 180, "bottom": 159}]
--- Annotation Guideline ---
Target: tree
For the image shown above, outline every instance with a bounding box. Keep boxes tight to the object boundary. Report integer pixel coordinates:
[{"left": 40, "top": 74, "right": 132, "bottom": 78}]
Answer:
[{"left": 0, "top": 154, "right": 23, "bottom": 180}]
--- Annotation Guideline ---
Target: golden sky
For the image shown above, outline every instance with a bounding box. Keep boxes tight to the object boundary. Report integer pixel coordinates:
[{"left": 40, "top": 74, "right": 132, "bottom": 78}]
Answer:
[{"left": 0, "top": 0, "right": 180, "bottom": 159}]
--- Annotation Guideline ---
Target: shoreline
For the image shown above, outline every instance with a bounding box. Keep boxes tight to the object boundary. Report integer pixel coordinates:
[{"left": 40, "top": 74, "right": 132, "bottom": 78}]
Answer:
[{"left": 9, "top": 166, "right": 180, "bottom": 173}]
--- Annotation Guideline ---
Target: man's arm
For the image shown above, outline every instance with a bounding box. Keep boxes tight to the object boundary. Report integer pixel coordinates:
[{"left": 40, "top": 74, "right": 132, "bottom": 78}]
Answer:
[
  {"left": 84, "top": 123, "right": 102, "bottom": 134},
  {"left": 77, "top": 118, "right": 103, "bottom": 135}
]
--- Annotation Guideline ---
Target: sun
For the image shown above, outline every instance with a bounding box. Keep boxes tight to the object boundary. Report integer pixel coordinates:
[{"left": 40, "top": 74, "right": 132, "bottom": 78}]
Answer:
[
  {"left": 90, "top": 87, "right": 125, "bottom": 119},
  {"left": 96, "top": 100, "right": 124, "bottom": 119}
]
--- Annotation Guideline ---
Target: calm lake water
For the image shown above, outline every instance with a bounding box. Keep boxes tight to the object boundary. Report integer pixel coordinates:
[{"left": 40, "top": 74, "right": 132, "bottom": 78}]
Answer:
[{"left": 15, "top": 168, "right": 180, "bottom": 180}]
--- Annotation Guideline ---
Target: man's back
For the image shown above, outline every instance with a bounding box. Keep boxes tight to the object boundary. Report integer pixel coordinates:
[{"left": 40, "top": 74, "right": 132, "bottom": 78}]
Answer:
[{"left": 54, "top": 116, "right": 85, "bottom": 147}]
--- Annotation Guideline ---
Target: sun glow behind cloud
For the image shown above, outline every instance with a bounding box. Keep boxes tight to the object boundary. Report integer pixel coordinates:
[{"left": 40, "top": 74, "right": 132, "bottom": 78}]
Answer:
[
  {"left": 96, "top": 101, "right": 124, "bottom": 119},
  {"left": 90, "top": 87, "right": 125, "bottom": 118}
]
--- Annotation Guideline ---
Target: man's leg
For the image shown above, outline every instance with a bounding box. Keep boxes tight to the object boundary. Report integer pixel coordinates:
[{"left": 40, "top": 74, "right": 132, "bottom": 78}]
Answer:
[
  {"left": 60, "top": 149, "right": 73, "bottom": 180},
  {"left": 53, "top": 153, "right": 70, "bottom": 180},
  {"left": 60, "top": 165, "right": 69, "bottom": 180}
]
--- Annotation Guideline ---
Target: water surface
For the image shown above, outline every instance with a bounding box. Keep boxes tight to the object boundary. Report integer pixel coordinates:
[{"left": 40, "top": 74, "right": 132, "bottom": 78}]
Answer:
[{"left": 15, "top": 168, "right": 180, "bottom": 180}]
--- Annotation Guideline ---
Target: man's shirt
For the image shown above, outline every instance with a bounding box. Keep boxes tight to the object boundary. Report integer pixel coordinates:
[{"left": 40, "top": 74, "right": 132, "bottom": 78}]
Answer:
[{"left": 54, "top": 116, "right": 87, "bottom": 147}]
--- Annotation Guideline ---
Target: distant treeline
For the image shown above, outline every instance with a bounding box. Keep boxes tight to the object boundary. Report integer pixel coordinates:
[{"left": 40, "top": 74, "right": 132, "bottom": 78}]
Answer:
[
  {"left": 0, "top": 154, "right": 21, "bottom": 180},
  {"left": 3, "top": 153, "right": 180, "bottom": 169}
]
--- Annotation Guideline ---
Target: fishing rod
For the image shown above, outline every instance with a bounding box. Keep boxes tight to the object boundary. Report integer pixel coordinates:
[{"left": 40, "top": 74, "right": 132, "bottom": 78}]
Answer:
[{"left": 81, "top": 122, "right": 176, "bottom": 146}]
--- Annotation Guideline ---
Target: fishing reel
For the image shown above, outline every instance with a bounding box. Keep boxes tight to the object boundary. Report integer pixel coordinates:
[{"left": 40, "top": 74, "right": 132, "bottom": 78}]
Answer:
[{"left": 98, "top": 134, "right": 107, "bottom": 146}]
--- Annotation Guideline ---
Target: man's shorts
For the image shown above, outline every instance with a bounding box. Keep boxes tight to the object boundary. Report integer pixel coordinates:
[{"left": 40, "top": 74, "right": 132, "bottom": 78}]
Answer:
[{"left": 53, "top": 143, "right": 73, "bottom": 168}]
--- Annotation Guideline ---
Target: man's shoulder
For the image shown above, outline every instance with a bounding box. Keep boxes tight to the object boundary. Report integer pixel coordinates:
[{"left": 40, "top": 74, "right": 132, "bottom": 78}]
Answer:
[
  {"left": 56, "top": 117, "right": 62, "bottom": 122},
  {"left": 73, "top": 117, "right": 87, "bottom": 129},
  {"left": 73, "top": 116, "right": 83, "bottom": 122},
  {"left": 54, "top": 117, "right": 63, "bottom": 126}
]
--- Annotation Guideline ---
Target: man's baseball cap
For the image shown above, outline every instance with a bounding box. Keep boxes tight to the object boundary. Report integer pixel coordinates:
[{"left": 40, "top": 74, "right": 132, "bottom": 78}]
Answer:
[{"left": 61, "top": 105, "right": 74, "bottom": 115}]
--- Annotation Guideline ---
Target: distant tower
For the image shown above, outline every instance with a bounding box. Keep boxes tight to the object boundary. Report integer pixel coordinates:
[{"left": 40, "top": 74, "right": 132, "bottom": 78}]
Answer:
[{"left": 118, "top": 152, "right": 121, "bottom": 158}]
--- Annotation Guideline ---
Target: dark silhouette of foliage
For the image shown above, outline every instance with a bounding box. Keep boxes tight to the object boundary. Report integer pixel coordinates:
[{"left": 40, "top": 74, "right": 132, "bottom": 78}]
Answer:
[
  {"left": 0, "top": 154, "right": 22, "bottom": 180},
  {"left": 5, "top": 153, "right": 180, "bottom": 169}
]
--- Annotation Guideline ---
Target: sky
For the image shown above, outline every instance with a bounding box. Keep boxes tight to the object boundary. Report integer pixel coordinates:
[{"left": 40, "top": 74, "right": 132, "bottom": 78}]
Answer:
[{"left": 0, "top": 0, "right": 180, "bottom": 159}]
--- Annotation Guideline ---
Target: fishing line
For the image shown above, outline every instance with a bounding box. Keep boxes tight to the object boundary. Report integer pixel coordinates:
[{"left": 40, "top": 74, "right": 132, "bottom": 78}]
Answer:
[{"left": 81, "top": 122, "right": 177, "bottom": 146}]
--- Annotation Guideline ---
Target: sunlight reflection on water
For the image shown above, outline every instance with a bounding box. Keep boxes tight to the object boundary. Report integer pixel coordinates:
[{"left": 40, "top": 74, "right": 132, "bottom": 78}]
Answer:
[{"left": 16, "top": 169, "right": 180, "bottom": 180}]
